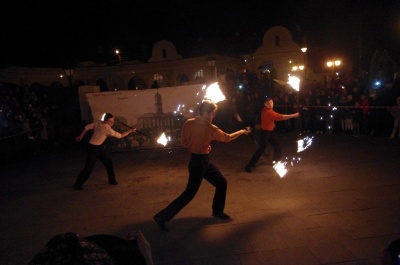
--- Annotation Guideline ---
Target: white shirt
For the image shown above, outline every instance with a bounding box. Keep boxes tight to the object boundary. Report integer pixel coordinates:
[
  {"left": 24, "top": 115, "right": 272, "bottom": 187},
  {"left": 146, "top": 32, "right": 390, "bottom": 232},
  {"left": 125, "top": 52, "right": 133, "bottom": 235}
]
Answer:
[{"left": 86, "top": 120, "right": 122, "bottom": 145}]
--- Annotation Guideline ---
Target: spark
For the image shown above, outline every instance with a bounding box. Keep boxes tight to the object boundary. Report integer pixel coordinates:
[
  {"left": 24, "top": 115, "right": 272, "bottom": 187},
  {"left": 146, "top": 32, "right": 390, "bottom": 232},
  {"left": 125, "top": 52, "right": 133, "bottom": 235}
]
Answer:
[
  {"left": 271, "top": 136, "right": 314, "bottom": 178},
  {"left": 157, "top": 132, "right": 169, "bottom": 146},
  {"left": 173, "top": 82, "right": 226, "bottom": 118},
  {"left": 297, "top": 136, "right": 313, "bottom": 153},
  {"left": 290, "top": 156, "right": 301, "bottom": 166},
  {"left": 273, "top": 161, "right": 288, "bottom": 178}
]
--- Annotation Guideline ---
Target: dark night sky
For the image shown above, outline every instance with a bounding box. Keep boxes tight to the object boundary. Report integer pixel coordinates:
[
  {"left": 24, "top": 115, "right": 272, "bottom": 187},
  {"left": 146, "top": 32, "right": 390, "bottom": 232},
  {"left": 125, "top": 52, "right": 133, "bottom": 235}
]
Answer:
[{"left": 1, "top": 0, "right": 399, "bottom": 71}]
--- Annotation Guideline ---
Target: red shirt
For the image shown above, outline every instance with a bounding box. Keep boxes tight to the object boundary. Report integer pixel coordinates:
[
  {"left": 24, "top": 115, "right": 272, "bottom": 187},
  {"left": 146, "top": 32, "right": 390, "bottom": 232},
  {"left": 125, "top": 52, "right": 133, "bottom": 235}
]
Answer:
[
  {"left": 361, "top": 98, "right": 370, "bottom": 115},
  {"left": 260, "top": 107, "right": 284, "bottom": 131}
]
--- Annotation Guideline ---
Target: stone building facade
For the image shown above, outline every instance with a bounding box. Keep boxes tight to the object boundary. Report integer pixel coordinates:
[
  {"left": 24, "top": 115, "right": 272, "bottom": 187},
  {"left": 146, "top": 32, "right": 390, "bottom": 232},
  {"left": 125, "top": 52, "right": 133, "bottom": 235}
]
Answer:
[{"left": 0, "top": 26, "right": 307, "bottom": 89}]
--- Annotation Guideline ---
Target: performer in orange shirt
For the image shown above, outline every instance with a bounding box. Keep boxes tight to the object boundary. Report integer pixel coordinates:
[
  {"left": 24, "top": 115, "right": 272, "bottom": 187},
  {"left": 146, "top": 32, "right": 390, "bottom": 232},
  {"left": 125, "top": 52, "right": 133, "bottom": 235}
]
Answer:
[
  {"left": 245, "top": 97, "right": 299, "bottom": 173},
  {"left": 154, "top": 100, "right": 251, "bottom": 231}
]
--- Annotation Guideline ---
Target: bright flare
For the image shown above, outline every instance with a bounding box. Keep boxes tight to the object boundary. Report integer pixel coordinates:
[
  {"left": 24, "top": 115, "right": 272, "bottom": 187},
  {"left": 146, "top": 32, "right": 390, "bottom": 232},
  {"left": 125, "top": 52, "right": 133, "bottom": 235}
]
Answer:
[
  {"left": 288, "top": 75, "right": 300, "bottom": 91},
  {"left": 273, "top": 161, "right": 288, "bottom": 178},
  {"left": 204, "top": 82, "right": 226, "bottom": 103},
  {"left": 173, "top": 83, "right": 226, "bottom": 118},
  {"left": 157, "top": 132, "right": 168, "bottom": 146},
  {"left": 101, "top": 113, "right": 106, "bottom": 121},
  {"left": 297, "top": 136, "right": 313, "bottom": 153}
]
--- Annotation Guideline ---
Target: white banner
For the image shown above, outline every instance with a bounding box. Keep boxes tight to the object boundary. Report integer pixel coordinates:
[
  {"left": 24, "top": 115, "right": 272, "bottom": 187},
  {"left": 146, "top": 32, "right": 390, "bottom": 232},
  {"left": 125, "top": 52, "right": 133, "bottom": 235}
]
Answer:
[{"left": 85, "top": 84, "right": 205, "bottom": 127}]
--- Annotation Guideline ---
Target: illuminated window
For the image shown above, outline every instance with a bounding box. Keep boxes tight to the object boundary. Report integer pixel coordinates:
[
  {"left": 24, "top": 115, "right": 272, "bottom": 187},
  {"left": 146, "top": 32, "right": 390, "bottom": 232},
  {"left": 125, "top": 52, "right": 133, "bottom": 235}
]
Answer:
[
  {"left": 194, "top": 69, "right": 204, "bottom": 80},
  {"left": 154, "top": 74, "right": 164, "bottom": 84},
  {"left": 261, "top": 61, "right": 273, "bottom": 72}
]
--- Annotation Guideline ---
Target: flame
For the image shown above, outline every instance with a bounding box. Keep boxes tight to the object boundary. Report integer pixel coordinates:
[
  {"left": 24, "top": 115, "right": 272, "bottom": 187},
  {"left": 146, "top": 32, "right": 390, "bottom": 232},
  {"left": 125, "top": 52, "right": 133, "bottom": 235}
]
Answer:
[
  {"left": 173, "top": 83, "right": 226, "bottom": 118},
  {"left": 157, "top": 132, "right": 168, "bottom": 146},
  {"left": 204, "top": 82, "right": 226, "bottom": 103},
  {"left": 288, "top": 75, "right": 300, "bottom": 91}
]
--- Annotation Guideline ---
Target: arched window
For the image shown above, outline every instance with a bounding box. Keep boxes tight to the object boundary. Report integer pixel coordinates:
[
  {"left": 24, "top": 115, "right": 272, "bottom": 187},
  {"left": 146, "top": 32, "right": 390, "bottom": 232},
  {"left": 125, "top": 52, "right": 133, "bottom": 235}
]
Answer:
[
  {"left": 175, "top": 74, "right": 189, "bottom": 85},
  {"left": 193, "top": 69, "right": 204, "bottom": 80},
  {"left": 96, "top": 79, "right": 109, "bottom": 92},
  {"left": 128, "top": 77, "right": 137, "bottom": 90},
  {"left": 275, "top": 35, "right": 280, "bottom": 46},
  {"left": 154, "top": 74, "right": 164, "bottom": 85}
]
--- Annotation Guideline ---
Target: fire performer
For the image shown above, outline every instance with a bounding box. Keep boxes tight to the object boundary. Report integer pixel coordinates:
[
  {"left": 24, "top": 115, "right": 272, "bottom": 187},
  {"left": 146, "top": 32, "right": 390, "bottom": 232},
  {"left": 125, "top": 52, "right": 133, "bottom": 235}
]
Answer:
[
  {"left": 154, "top": 100, "right": 251, "bottom": 231},
  {"left": 73, "top": 113, "right": 135, "bottom": 190},
  {"left": 245, "top": 97, "right": 299, "bottom": 173}
]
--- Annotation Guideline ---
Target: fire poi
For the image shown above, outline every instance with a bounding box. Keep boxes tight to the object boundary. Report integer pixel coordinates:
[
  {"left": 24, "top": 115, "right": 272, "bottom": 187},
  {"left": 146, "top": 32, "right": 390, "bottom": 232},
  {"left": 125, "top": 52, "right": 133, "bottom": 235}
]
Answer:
[
  {"left": 273, "top": 136, "right": 314, "bottom": 178},
  {"left": 156, "top": 132, "right": 169, "bottom": 146},
  {"left": 157, "top": 82, "right": 227, "bottom": 146}
]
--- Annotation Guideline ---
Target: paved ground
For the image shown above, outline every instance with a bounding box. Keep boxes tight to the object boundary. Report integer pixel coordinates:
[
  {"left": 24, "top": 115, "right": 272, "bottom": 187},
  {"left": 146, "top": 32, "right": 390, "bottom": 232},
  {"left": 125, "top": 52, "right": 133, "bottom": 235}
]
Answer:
[{"left": 1, "top": 131, "right": 400, "bottom": 265}]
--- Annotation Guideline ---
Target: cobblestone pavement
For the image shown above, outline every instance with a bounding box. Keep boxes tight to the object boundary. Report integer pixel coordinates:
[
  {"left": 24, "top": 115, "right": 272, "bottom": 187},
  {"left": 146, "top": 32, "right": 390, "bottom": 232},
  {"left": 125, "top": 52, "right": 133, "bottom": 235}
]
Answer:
[{"left": 1, "top": 132, "right": 400, "bottom": 265}]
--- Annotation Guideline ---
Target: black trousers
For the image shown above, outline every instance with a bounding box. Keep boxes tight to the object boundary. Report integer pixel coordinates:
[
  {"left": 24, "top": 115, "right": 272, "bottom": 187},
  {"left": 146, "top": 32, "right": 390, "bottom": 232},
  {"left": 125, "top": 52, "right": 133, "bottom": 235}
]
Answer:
[
  {"left": 74, "top": 144, "right": 116, "bottom": 187},
  {"left": 247, "top": 129, "right": 281, "bottom": 167},
  {"left": 158, "top": 153, "right": 227, "bottom": 222}
]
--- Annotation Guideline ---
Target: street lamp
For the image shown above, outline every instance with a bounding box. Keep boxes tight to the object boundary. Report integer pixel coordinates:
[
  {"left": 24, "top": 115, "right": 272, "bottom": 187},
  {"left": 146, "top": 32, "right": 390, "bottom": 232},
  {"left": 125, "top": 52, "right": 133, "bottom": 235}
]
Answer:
[
  {"left": 291, "top": 65, "right": 305, "bottom": 72},
  {"left": 301, "top": 47, "right": 307, "bottom": 73},
  {"left": 64, "top": 68, "right": 74, "bottom": 87},
  {"left": 115, "top": 49, "right": 122, "bottom": 65},
  {"left": 207, "top": 56, "right": 217, "bottom": 81},
  {"left": 326, "top": 59, "right": 341, "bottom": 75}
]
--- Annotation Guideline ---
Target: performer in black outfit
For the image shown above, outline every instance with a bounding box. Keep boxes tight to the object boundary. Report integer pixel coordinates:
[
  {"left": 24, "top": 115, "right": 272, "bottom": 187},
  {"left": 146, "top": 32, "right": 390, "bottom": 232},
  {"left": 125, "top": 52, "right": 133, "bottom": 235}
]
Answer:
[
  {"left": 153, "top": 100, "right": 251, "bottom": 231},
  {"left": 73, "top": 113, "right": 135, "bottom": 190}
]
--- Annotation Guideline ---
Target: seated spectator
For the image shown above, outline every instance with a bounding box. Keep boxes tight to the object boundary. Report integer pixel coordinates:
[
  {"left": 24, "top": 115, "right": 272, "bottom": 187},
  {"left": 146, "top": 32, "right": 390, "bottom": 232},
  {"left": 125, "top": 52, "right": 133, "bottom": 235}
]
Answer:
[
  {"left": 388, "top": 96, "right": 400, "bottom": 139},
  {"left": 382, "top": 239, "right": 400, "bottom": 265},
  {"left": 29, "top": 231, "right": 153, "bottom": 265},
  {"left": 352, "top": 101, "right": 362, "bottom": 136}
]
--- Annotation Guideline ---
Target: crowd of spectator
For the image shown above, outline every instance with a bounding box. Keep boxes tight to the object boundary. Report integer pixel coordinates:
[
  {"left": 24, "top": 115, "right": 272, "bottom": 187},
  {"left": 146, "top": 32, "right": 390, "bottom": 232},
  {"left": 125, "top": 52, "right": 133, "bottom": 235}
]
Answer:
[
  {"left": 228, "top": 71, "right": 400, "bottom": 138},
  {"left": 0, "top": 82, "right": 81, "bottom": 163},
  {"left": 2, "top": 71, "right": 400, "bottom": 164}
]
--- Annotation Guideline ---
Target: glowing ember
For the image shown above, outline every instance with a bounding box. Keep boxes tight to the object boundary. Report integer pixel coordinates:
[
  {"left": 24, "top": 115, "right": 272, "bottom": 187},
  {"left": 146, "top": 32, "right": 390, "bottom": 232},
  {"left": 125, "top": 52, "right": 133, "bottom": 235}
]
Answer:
[
  {"left": 157, "top": 132, "right": 168, "bottom": 146},
  {"left": 204, "top": 82, "right": 226, "bottom": 103},
  {"left": 273, "top": 161, "right": 288, "bottom": 178},
  {"left": 297, "top": 136, "right": 313, "bottom": 153},
  {"left": 289, "top": 156, "right": 301, "bottom": 166},
  {"left": 288, "top": 75, "right": 300, "bottom": 91}
]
